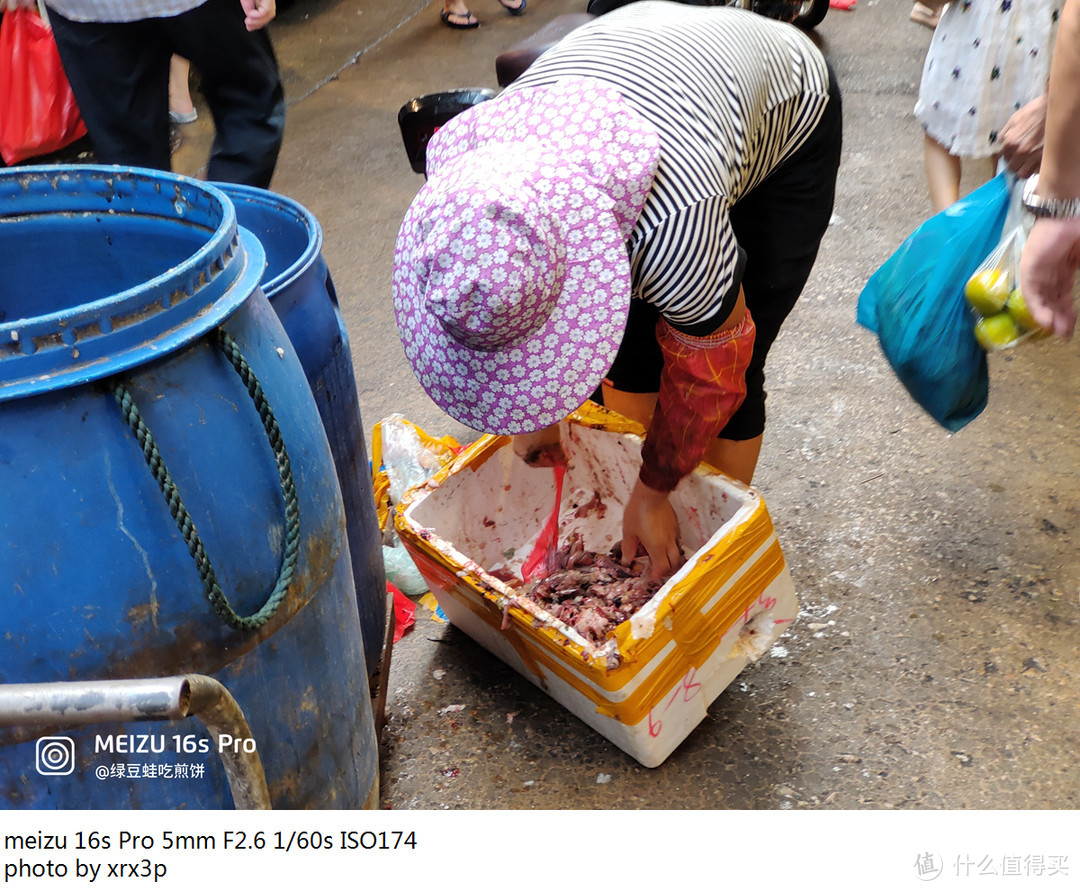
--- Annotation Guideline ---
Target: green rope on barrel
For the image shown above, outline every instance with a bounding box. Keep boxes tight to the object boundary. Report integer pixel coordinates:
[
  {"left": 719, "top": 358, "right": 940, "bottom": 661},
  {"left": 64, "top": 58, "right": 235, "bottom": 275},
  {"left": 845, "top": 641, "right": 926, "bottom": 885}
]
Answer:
[{"left": 112, "top": 328, "right": 300, "bottom": 632}]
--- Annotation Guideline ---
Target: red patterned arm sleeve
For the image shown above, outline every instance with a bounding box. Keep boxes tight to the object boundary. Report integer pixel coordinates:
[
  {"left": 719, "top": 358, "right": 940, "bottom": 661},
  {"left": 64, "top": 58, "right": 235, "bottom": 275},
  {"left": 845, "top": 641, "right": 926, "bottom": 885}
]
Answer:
[{"left": 638, "top": 312, "right": 757, "bottom": 493}]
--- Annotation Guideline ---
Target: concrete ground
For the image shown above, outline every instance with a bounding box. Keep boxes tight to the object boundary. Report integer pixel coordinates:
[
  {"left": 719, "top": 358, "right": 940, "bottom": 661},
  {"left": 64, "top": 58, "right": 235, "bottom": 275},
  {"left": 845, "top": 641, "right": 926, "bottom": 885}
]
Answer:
[{"left": 57, "top": 0, "right": 1080, "bottom": 809}]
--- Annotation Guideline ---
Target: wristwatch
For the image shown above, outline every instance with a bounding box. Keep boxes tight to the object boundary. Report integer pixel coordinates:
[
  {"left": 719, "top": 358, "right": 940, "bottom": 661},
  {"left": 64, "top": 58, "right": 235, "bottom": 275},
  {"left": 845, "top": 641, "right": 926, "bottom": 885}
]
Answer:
[{"left": 1022, "top": 174, "right": 1080, "bottom": 219}]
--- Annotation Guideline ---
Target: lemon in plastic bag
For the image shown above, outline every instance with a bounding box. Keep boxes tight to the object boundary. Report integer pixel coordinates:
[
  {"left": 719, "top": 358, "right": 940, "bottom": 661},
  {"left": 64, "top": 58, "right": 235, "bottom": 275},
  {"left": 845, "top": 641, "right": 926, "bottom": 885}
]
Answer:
[
  {"left": 974, "top": 313, "right": 1023, "bottom": 351},
  {"left": 964, "top": 268, "right": 1010, "bottom": 315}
]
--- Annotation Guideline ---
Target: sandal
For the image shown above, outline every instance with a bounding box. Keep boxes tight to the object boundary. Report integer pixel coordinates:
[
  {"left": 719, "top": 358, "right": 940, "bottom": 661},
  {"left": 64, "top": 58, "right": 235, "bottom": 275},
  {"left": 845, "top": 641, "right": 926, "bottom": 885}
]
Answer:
[
  {"left": 169, "top": 108, "right": 198, "bottom": 125},
  {"left": 499, "top": 0, "right": 526, "bottom": 14},
  {"left": 909, "top": 2, "right": 941, "bottom": 28},
  {"left": 441, "top": 9, "right": 480, "bottom": 28}
]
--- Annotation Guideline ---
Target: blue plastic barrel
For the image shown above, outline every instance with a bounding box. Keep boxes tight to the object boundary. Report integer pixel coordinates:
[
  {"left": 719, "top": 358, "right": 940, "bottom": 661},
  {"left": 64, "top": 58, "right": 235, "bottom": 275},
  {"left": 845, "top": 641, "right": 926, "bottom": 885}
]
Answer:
[
  {"left": 0, "top": 166, "right": 379, "bottom": 809},
  {"left": 215, "top": 184, "right": 387, "bottom": 679}
]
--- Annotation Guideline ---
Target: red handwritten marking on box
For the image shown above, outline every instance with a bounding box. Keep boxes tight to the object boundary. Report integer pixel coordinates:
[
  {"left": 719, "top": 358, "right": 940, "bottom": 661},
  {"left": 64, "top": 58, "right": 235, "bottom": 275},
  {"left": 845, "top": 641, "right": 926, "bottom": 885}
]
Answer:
[
  {"left": 647, "top": 667, "right": 702, "bottom": 738},
  {"left": 646, "top": 587, "right": 794, "bottom": 738},
  {"left": 742, "top": 593, "right": 778, "bottom": 625}
]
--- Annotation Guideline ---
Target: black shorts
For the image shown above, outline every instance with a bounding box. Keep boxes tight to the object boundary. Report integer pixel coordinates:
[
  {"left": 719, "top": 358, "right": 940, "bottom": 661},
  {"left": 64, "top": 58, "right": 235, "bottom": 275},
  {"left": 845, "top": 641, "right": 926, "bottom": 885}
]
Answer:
[{"left": 603, "top": 63, "right": 843, "bottom": 441}]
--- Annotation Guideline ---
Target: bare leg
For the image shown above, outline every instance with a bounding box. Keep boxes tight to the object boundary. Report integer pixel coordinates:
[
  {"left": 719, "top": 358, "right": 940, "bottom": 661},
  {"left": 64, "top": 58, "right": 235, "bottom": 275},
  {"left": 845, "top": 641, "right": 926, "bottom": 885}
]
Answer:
[
  {"left": 599, "top": 386, "right": 657, "bottom": 430},
  {"left": 168, "top": 55, "right": 196, "bottom": 119},
  {"left": 702, "top": 435, "right": 762, "bottom": 486},
  {"left": 924, "top": 133, "right": 961, "bottom": 213}
]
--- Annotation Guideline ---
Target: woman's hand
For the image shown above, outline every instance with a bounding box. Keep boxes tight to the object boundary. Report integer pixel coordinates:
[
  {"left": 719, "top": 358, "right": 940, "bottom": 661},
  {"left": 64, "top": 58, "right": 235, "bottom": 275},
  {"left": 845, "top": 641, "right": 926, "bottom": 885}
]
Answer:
[
  {"left": 621, "top": 479, "right": 683, "bottom": 579},
  {"left": 1000, "top": 95, "right": 1048, "bottom": 178},
  {"left": 512, "top": 425, "right": 568, "bottom": 468}
]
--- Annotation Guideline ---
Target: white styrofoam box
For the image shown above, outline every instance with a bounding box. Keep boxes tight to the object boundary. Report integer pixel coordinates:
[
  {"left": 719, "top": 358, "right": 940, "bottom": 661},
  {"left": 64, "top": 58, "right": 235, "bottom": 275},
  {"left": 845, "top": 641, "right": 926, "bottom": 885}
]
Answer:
[{"left": 395, "top": 406, "right": 797, "bottom": 767}]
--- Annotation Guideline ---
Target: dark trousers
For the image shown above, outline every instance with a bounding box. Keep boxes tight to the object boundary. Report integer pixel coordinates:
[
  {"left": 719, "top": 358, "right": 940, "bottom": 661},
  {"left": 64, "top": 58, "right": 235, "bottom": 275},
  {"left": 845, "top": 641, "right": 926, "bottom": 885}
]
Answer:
[
  {"left": 605, "top": 63, "right": 843, "bottom": 440},
  {"left": 49, "top": 0, "right": 285, "bottom": 188}
]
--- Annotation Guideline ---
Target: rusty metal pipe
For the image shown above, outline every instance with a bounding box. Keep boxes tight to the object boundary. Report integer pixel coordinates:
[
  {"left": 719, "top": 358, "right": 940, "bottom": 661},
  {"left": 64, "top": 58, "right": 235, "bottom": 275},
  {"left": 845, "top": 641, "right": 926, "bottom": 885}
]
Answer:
[
  {"left": 180, "top": 675, "right": 271, "bottom": 811},
  {"left": 0, "top": 675, "right": 271, "bottom": 809}
]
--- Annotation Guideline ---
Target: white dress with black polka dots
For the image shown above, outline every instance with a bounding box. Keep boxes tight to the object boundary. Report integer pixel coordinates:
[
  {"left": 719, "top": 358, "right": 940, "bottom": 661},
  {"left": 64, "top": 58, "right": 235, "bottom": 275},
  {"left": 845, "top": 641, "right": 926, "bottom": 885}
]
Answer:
[{"left": 914, "top": 0, "right": 1060, "bottom": 159}]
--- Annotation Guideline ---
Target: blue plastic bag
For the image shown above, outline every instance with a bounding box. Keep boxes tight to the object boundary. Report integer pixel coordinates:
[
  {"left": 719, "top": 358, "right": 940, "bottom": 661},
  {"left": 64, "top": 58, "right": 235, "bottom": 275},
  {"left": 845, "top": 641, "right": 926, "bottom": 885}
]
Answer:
[{"left": 857, "top": 173, "right": 1011, "bottom": 431}]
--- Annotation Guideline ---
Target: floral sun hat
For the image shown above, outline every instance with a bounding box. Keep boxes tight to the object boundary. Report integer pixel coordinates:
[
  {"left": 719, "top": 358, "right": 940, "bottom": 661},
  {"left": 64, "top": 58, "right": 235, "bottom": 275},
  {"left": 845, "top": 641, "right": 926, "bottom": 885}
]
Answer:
[{"left": 392, "top": 77, "right": 661, "bottom": 435}]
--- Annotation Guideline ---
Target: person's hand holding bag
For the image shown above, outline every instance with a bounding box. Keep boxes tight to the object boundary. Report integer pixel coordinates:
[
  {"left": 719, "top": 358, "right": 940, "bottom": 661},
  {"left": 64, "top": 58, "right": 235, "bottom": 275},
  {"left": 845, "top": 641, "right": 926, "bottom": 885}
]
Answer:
[
  {"left": 1018, "top": 0, "right": 1080, "bottom": 338},
  {"left": 1000, "top": 95, "right": 1048, "bottom": 179},
  {"left": 1019, "top": 217, "right": 1080, "bottom": 337}
]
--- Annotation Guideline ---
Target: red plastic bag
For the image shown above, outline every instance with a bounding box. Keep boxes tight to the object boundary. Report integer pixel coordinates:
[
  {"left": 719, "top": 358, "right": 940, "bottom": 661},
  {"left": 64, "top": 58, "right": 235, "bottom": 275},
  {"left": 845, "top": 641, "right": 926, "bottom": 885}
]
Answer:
[
  {"left": 387, "top": 583, "right": 416, "bottom": 643},
  {"left": 0, "top": 7, "right": 87, "bottom": 165}
]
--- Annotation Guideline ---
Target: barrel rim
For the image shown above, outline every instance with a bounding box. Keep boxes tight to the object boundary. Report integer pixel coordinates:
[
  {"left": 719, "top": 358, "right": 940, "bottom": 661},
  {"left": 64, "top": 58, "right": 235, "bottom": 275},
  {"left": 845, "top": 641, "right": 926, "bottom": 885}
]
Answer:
[
  {"left": 214, "top": 182, "right": 324, "bottom": 298},
  {"left": 0, "top": 166, "right": 266, "bottom": 401}
]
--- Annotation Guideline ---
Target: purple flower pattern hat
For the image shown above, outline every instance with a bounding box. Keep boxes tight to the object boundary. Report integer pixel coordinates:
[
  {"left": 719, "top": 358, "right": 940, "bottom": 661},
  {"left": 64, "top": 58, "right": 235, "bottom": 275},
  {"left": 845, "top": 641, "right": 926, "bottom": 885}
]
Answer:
[{"left": 392, "top": 77, "right": 661, "bottom": 435}]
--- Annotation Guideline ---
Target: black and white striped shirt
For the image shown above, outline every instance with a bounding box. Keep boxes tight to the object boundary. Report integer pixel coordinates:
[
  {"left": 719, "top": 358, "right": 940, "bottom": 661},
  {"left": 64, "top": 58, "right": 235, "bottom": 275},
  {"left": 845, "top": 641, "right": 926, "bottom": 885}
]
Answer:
[{"left": 504, "top": 1, "right": 832, "bottom": 330}]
